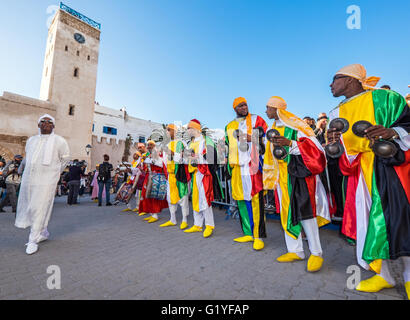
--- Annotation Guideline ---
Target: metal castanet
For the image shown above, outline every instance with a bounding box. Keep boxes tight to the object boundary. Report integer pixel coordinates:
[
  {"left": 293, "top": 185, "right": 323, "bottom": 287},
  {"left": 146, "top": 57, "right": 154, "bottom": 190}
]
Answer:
[
  {"left": 352, "top": 120, "right": 398, "bottom": 158},
  {"left": 325, "top": 118, "right": 349, "bottom": 159},
  {"left": 266, "top": 129, "right": 288, "bottom": 160},
  {"left": 232, "top": 129, "right": 249, "bottom": 152}
]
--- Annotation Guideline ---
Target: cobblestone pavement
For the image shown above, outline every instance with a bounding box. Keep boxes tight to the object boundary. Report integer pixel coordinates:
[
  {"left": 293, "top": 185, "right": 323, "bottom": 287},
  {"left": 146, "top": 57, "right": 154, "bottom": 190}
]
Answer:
[{"left": 0, "top": 195, "right": 406, "bottom": 300}]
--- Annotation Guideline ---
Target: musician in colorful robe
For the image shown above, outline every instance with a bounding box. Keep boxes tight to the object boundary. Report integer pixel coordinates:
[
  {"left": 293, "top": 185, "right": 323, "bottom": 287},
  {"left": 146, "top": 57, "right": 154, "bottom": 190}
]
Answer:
[
  {"left": 328, "top": 64, "right": 410, "bottom": 297},
  {"left": 121, "top": 151, "right": 142, "bottom": 213},
  {"left": 160, "top": 124, "right": 191, "bottom": 230},
  {"left": 139, "top": 140, "right": 168, "bottom": 223},
  {"left": 263, "top": 96, "right": 330, "bottom": 272},
  {"left": 225, "top": 97, "right": 267, "bottom": 251},
  {"left": 184, "top": 119, "right": 223, "bottom": 238}
]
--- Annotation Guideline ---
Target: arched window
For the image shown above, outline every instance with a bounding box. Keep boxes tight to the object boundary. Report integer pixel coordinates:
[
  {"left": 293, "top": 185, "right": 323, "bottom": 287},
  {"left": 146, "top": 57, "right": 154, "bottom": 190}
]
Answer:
[
  {"left": 74, "top": 68, "right": 79, "bottom": 78},
  {"left": 65, "top": 45, "right": 68, "bottom": 51}
]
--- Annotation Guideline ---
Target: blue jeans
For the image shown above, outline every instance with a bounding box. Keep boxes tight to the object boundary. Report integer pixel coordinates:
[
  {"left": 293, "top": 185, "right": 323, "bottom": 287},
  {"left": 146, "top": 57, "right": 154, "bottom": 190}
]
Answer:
[{"left": 98, "top": 179, "right": 111, "bottom": 205}]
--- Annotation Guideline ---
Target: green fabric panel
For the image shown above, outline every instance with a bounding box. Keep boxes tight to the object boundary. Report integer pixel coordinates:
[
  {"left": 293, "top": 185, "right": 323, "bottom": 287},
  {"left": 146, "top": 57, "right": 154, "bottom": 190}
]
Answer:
[
  {"left": 237, "top": 200, "right": 252, "bottom": 236},
  {"left": 224, "top": 126, "right": 232, "bottom": 177},
  {"left": 372, "top": 89, "right": 407, "bottom": 127},
  {"left": 286, "top": 173, "right": 302, "bottom": 238},
  {"left": 283, "top": 127, "right": 298, "bottom": 164},
  {"left": 362, "top": 171, "right": 390, "bottom": 263}
]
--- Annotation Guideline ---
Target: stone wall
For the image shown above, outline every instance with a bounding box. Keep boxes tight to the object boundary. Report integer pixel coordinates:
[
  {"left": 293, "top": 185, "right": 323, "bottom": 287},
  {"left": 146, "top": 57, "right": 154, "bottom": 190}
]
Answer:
[{"left": 90, "top": 135, "right": 141, "bottom": 170}]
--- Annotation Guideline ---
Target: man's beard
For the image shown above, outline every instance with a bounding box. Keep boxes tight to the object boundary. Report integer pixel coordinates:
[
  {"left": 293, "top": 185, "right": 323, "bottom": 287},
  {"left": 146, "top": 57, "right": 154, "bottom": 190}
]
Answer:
[{"left": 236, "top": 112, "right": 249, "bottom": 118}]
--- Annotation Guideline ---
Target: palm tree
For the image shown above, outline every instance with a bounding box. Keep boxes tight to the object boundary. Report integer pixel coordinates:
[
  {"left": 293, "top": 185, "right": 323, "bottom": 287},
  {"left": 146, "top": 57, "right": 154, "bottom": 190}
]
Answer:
[{"left": 122, "top": 134, "right": 133, "bottom": 162}]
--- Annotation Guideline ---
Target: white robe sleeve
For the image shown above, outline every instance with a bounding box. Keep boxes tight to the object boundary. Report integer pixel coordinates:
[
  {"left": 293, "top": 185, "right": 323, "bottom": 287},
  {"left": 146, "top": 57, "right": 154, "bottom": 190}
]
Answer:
[
  {"left": 392, "top": 126, "right": 410, "bottom": 151},
  {"left": 58, "top": 137, "right": 70, "bottom": 173}
]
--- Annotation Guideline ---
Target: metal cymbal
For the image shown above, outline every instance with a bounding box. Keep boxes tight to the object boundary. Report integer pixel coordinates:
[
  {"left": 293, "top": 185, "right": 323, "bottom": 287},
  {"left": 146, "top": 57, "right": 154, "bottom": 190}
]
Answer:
[
  {"left": 273, "top": 146, "right": 288, "bottom": 160},
  {"left": 352, "top": 120, "right": 372, "bottom": 137},
  {"left": 372, "top": 140, "right": 398, "bottom": 158},
  {"left": 325, "top": 142, "right": 345, "bottom": 159},
  {"left": 329, "top": 118, "right": 349, "bottom": 133},
  {"left": 266, "top": 129, "right": 280, "bottom": 142}
]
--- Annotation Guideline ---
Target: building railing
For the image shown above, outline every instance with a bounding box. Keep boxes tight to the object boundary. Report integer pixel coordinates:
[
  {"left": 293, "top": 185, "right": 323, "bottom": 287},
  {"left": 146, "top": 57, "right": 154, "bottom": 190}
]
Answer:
[{"left": 60, "top": 2, "right": 101, "bottom": 30}]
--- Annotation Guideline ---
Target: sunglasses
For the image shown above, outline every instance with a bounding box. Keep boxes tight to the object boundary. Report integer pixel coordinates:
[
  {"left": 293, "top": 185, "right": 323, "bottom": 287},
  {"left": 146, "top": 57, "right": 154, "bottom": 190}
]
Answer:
[
  {"left": 40, "top": 120, "right": 54, "bottom": 124},
  {"left": 332, "top": 75, "right": 350, "bottom": 81}
]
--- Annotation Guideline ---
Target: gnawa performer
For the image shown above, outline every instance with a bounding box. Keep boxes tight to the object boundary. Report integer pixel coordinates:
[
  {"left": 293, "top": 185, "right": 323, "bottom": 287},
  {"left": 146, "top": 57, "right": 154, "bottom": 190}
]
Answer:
[
  {"left": 139, "top": 140, "right": 168, "bottom": 223},
  {"left": 15, "top": 114, "right": 70, "bottom": 255},
  {"left": 121, "top": 151, "right": 142, "bottom": 213},
  {"left": 160, "top": 124, "right": 191, "bottom": 230},
  {"left": 225, "top": 97, "right": 267, "bottom": 250},
  {"left": 328, "top": 64, "right": 410, "bottom": 298},
  {"left": 136, "top": 142, "right": 149, "bottom": 216},
  {"left": 263, "top": 97, "right": 330, "bottom": 272},
  {"left": 184, "top": 119, "right": 223, "bottom": 238}
]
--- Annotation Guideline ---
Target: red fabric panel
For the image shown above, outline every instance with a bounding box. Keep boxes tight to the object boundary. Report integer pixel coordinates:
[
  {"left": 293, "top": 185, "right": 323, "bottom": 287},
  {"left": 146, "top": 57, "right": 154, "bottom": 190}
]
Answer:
[
  {"left": 250, "top": 171, "right": 263, "bottom": 198},
  {"left": 274, "top": 190, "right": 280, "bottom": 214},
  {"left": 339, "top": 153, "right": 362, "bottom": 240},
  {"left": 197, "top": 164, "right": 214, "bottom": 206},
  {"left": 305, "top": 175, "right": 317, "bottom": 217},
  {"left": 394, "top": 150, "right": 410, "bottom": 203},
  {"left": 298, "top": 138, "right": 326, "bottom": 175}
]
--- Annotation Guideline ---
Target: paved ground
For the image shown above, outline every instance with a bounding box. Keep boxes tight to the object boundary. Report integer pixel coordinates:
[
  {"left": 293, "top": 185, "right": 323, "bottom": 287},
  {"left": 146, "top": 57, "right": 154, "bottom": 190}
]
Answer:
[{"left": 0, "top": 195, "right": 406, "bottom": 300}]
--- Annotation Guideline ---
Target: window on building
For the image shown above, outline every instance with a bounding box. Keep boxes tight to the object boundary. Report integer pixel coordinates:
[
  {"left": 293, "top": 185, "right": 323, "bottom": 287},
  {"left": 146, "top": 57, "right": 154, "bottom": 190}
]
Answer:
[
  {"left": 76, "top": 50, "right": 80, "bottom": 56},
  {"left": 74, "top": 67, "right": 79, "bottom": 78},
  {"left": 92, "top": 123, "right": 95, "bottom": 132},
  {"left": 68, "top": 105, "right": 75, "bottom": 116},
  {"left": 138, "top": 136, "right": 146, "bottom": 143},
  {"left": 87, "top": 55, "right": 90, "bottom": 61},
  {"left": 103, "top": 126, "right": 117, "bottom": 135},
  {"left": 65, "top": 45, "right": 68, "bottom": 51}
]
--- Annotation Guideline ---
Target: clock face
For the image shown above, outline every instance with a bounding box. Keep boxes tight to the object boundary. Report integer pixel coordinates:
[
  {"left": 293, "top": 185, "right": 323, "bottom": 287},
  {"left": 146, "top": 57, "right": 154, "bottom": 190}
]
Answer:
[{"left": 74, "top": 33, "right": 85, "bottom": 44}]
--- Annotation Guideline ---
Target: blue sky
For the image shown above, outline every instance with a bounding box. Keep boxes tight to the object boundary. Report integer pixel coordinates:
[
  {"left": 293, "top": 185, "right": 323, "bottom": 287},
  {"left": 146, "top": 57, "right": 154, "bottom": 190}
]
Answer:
[{"left": 0, "top": 0, "right": 409, "bottom": 130}]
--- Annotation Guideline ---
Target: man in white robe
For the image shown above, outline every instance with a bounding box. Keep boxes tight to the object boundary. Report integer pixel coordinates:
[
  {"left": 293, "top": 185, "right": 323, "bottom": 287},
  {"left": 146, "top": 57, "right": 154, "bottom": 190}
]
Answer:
[{"left": 15, "top": 114, "right": 70, "bottom": 255}]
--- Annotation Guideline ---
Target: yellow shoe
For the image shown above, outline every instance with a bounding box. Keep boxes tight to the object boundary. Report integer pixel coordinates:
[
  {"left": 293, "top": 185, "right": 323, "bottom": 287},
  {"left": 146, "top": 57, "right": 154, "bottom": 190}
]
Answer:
[
  {"left": 159, "top": 220, "right": 176, "bottom": 227},
  {"left": 276, "top": 252, "right": 303, "bottom": 263},
  {"left": 143, "top": 217, "right": 151, "bottom": 221},
  {"left": 405, "top": 282, "right": 410, "bottom": 300},
  {"left": 356, "top": 275, "right": 394, "bottom": 293},
  {"left": 148, "top": 217, "right": 159, "bottom": 223},
  {"left": 180, "top": 221, "right": 188, "bottom": 230},
  {"left": 132, "top": 208, "right": 139, "bottom": 213},
  {"left": 253, "top": 238, "right": 264, "bottom": 251},
  {"left": 184, "top": 225, "right": 203, "bottom": 233},
  {"left": 93, "top": 199, "right": 98, "bottom": 203},
  {"left": 122, "top": 208, "right": 132, "bottom": 212},
  {"left": 203, "top": 225, "right": 214, "bottom": 238},
  {"left": 233, "top": 235, "right": 254, "bottom": 243},
  {"left": 139, "top": 212, "right": 148, "bottom": 216},
  {"left": 307, "top": 255, "right": 324, "bottom": 272}
]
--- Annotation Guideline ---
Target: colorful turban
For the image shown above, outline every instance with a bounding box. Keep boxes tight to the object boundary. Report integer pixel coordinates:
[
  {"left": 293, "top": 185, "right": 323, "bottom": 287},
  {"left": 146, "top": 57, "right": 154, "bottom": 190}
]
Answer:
[
  {"left": 167, "top": 123, "right": 178, "bottom": 131},
  {"left": 335, "top": 64, "right": 380, "bottom": 90},
  {"left": 188, "top": 119, "right": 202, "bottom": 131},
  {"left": 233, "top": 97, "right": 247, "bottom": 109},
  {"left": 266, "top": 96, "right": 287, "bottom": 109}
]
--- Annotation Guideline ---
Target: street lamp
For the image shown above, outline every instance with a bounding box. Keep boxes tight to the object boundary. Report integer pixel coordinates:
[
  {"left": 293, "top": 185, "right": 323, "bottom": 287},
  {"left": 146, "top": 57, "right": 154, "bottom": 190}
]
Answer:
[{"left": 85, "top": 144, "right": 92, "bottom": 156}]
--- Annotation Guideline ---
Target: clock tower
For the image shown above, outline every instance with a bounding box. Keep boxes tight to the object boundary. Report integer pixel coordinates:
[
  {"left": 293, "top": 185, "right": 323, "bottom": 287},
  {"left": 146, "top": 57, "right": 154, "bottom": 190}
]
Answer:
[{"left": 39, "top": 3, "right": 101, "bottom": 164}]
